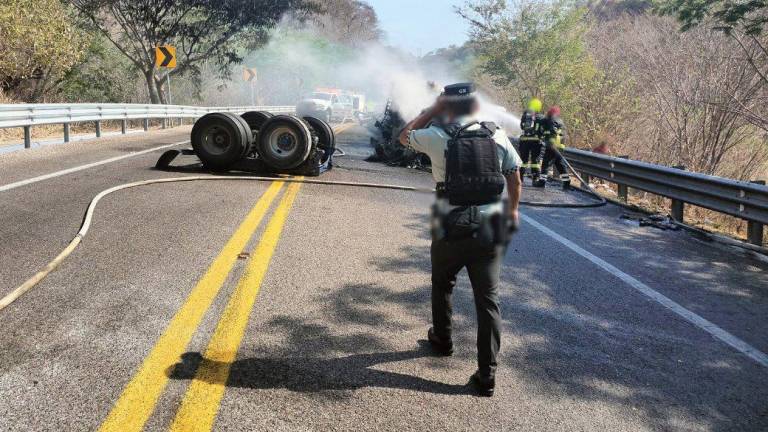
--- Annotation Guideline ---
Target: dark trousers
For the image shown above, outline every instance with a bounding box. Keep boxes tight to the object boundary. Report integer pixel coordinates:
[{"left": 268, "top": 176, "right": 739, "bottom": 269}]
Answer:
[
  {"left": 519, "top": 137, "right": 545, "bottom": 177},
  {"left": 542, "top": 145, "right": 567, "bottom": 176},
  {"left": 431, "top": 236, "right": 503, "bottom": 379}
]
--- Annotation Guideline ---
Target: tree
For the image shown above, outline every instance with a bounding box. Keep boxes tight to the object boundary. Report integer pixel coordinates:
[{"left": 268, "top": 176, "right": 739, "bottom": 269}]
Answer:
[
  {"left": 59, "top": 35, "right": 143, "bottom": 103},
  {"left": 0, "top": 0, "right": 88, "bottom": 101},
  {"left": 656, "top": 0, "right": 768, "bottom": 132},
  {"left": 310, "top": 0, "right": 381, "bottom": 46},
  {"left": 70, "top": 0, "right": 317, "bottom": 104},
  {"left": 590, "top": 15, "right": 767, "bottom": 177},
  {"left": 458, "top": 0, "right": 596, "bottom": 107},
  {"left": 458, "top": 0, "right": 628, "bottom": 145},
  {"left": 655, "top": 0, "right": 768, "bottom": 36}
]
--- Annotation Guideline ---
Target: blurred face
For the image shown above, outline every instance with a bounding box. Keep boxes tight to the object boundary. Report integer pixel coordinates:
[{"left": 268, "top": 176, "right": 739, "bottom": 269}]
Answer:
[{"left": 445, "top": 97, "right": 479, "bottom": 119}]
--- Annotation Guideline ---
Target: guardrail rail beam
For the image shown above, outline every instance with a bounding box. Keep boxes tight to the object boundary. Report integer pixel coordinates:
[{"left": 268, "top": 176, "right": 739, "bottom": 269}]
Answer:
[
  {"left": 564, "top": 148, "right": 768, "bottom": 247},
  {"left": 0, "top": 103, "right": 295, "bottom": 150}
]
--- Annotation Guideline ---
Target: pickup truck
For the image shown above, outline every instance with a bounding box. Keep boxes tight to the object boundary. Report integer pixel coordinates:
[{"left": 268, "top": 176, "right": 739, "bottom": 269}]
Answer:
[{"left": 297, "top": 91, "right": 364, "bottom": 123}]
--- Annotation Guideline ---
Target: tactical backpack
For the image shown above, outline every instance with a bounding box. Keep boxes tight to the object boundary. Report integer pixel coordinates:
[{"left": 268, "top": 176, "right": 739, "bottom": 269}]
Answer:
[
  {"left": 443, "top": 122, "right": 506, "bottom": 206},
  {"left": 520, "top": 110, "right": 537, "bottom": 135}
]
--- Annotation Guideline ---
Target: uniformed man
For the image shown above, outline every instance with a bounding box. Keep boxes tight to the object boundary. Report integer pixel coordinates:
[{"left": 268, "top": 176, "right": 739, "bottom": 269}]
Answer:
[
  {"left": 539, "top": 106, "right": 570, "bottom": 188},
  {"left": 398, "top": 83, "right": 522, "bottom": 397}
]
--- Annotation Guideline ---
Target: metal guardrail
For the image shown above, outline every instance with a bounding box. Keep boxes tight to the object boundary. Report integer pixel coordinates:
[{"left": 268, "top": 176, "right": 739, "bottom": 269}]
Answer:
[
  {"left": 564, "top": 148, "right": 768, "bottom": 246},
  {"left": 0, "top": 103, "right": 295, "bottom": 148}
]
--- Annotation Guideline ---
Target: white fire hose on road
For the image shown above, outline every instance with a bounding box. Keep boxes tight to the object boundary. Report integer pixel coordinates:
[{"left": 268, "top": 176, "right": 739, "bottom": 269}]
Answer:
[{"left": 0, "top": 175, "right": 435, "bottom": 312}]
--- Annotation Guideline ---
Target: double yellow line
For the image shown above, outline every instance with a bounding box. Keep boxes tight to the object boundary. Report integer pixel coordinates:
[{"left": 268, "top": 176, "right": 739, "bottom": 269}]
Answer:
[{"left": 100, "top": 180, "right": 302, "bottom": 432}]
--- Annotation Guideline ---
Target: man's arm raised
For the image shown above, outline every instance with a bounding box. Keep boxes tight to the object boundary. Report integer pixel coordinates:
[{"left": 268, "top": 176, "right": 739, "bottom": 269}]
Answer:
[{"left": 398, "top": 100, "right": 445, "bottom": 147}]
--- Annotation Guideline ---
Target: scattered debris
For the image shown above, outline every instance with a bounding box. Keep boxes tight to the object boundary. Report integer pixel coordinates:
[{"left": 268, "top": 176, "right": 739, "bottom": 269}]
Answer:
[
  {"left": 620, "top": 213, "right": 681, "bottom": 231},
  {"left": 237, "top": 252, "right": 250, "bottom": 260},
  {"left": 366, "top": 99, "right": 431, "bottom": 171}
]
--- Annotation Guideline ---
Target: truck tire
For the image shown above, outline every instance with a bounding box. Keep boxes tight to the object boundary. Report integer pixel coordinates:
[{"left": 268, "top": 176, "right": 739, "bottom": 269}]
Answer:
[
  {"left": 241, "top": 111, "right": 273, "bottom": 133},
  {"left": 191, "top": 113, "right": 248, "bottom": 171},
  {"left": 224, "top": 112, "right": 254, "bottom": 158},
  {"left": 303, "top": 116, "right": 335, "bottom": 164},
  {"left": 257, "top": 115, "right": 313, "bottom": 170}
]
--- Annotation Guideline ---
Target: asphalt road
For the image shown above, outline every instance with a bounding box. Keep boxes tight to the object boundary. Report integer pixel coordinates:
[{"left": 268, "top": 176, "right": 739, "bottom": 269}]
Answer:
[{"left": 1, "top": 125, "right": 767, "bottom": 431}]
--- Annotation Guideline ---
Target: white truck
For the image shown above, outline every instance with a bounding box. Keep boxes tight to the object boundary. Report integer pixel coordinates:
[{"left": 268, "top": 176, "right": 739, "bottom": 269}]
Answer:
[{"left": 296, "top": 88, "right": 366, "bottom": 123}]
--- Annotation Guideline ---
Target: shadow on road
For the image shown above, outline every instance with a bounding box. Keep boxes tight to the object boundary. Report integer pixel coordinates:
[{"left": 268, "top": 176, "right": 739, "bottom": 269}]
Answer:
[
  {"left": 167, "top": 341, "right": 468, "bottom": 397},
  {"left": 343, "top": 211, "right": 768, "bottom": 431},
  {"left": 162, "top": 207, "right": 768, "bottom": 430}
]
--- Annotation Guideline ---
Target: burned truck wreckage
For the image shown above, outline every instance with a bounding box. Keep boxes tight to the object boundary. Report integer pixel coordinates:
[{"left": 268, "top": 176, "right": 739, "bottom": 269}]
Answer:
[{"left": 366, "top": 100, "right": 431, "bottom": 170}]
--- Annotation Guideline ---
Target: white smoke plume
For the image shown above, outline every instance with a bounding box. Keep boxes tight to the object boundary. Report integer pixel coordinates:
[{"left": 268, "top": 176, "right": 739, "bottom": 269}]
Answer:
[{"left": 243, "top": 28, "right": 521, "bottom": 134}]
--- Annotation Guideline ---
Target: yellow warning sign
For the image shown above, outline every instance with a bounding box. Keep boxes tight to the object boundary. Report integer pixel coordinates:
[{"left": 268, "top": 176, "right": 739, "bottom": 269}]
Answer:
[
  {"left": 155, "top": 46, "right": 176, "bottom": 69},
  {"left": 243, "top": 68, "right": 258, "bottom": 82}
]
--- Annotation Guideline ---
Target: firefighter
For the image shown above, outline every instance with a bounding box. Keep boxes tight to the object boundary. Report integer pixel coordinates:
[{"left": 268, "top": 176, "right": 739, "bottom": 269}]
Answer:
[
  {"left": 518, "top": 98, "right": 546, "bottom": 186},
  {"left": 539, "top": 106, "right": 570, "bottom": 188}
]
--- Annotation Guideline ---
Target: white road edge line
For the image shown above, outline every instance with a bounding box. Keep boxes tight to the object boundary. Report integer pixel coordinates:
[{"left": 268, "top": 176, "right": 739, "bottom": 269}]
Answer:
[
  {"left": 520, "top": 212, "right": 768, "bottom": 368},
  {"left": 0, "top": 140, "right": 189, "bottom": 193}
]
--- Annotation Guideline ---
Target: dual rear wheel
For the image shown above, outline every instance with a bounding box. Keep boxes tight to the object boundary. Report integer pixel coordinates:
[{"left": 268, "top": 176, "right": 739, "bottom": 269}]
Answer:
[{"left": 191, "top": 111, "right": 334, "bottom": 172}]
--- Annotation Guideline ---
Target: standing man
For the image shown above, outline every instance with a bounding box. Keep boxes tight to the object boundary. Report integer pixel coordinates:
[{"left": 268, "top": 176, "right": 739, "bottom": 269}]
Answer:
[
  {"left": 398, "top": 83, "right": 522, "bottom": 397},
  {"left": 518, "top": 98, "right": 546, "bottom": 187},
  {"left": 539, "top": 106, "right": 571, "bottom": 188}
]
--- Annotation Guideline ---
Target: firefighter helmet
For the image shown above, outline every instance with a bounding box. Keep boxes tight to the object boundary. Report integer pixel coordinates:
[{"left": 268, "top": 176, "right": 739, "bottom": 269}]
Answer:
[{"left": 527, "top": 98, "right": 543, "bottom": 113}]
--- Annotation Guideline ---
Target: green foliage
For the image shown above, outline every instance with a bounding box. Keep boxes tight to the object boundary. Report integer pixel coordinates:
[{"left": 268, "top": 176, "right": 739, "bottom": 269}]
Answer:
[
  {"left": 0, "top": 0, "right": 88, "bottom": 99},
  {"left": 420, "top": 45, "right": 478, "bottom": 80},
  {"left": 72, "top": 0, "right": 318, "bottom": 103},
  {"left": 461, "top": 0, "right": 600, "bottom": 129},
  {"left": 58, "top": 35, "right": 140, "bottom": 103},
  {"left": 655, "top": 0, "right": 768, "bottom": 35}
]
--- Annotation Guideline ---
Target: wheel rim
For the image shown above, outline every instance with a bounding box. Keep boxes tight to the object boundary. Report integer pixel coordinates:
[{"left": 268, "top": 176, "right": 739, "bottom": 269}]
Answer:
[
  {"left": 267, "top": 126, "right": 300, "bottom": 160},
  {"left": 200, "top": 125, "right": 233, "bottom": 155}
]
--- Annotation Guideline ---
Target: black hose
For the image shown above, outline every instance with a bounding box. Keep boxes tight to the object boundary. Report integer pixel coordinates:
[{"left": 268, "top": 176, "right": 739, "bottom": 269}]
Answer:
[{"left": 520, "top": 154, "right": 607, "bottom": 208}]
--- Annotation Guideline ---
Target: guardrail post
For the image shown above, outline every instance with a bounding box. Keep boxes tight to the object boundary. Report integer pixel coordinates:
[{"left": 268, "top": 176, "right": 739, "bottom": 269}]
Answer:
[
  {"left": 162, "top": 119, "right": 167, "bottom": 129},
  {"left": 95, "top": 121, "right": 102, "bottom": 138},
  {"left": 670, "top": 165, "right": 687, "bottom": 222},
  {"left": 143, "top": 118, "right": 149, "bottom": 131},
  {"left": 121, "top": 119, "right": 127, "bottom": 134},
  {"left": 63, "top": 123, "right": 70, "bottom": 143},
  {"left": 747, "top": 180, "right": 765, "bottom": 246},
  {"left": 23, "top": 126, "right": 31, "bottom": 149},
  {"left": 581, "top": 172, "right": 591, "bottom": 185},
  {"left": 617, "top": 155, "right": 629, "bottom": 202}
]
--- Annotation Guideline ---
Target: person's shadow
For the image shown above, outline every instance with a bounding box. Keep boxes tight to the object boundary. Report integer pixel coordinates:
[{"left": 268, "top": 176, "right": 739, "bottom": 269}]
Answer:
[{"left": 167, "top": 341, "right": 468, "bottom": 396}]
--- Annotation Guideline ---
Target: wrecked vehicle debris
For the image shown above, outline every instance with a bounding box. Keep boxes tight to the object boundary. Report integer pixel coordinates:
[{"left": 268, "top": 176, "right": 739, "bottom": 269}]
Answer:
[
  {"left": 366, "top": 99, "right": 431, "bottom": 170},
  {"left": 620, "top": 213, "right": 681, "bottom": 231}
]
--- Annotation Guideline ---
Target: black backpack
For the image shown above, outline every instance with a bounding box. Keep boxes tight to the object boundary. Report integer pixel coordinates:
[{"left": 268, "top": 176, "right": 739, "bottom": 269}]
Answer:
[
  {"left": 443, "top": 122, "right": 506, "bottom": 206},
  {"left": 520, "top": 110, "right": 537, "bottom": 135}
]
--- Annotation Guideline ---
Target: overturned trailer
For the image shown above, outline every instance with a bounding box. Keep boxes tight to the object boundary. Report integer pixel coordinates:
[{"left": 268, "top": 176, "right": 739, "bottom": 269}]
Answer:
[{"left": 157, "top": 111, "right": 335, "bottom": 177}]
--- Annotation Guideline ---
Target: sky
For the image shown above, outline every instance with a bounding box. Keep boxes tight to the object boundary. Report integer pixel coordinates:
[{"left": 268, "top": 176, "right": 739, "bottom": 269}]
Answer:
[{"left": 365, "top": 0, "right": 471, "bottom": 55}]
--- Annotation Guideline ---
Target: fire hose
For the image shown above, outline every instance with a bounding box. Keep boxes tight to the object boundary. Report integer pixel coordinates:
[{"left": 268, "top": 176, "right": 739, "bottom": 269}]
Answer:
[
  {"left": 520, "top": 156, "right": 607, "bottom": 208},
  {"left": 0, "top": 176, "right": 434, "bottom": 313},
  {"left": 0, "top": 154, "right": 602, "bottom": 313}
]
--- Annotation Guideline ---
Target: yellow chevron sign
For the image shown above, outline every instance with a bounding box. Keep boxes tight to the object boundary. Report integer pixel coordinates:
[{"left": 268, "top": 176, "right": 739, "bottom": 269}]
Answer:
[
  {"left": 155, "top": 46, "right": 176, "bottom": 69},
  {"left": 242, "top": 68, "right": 258, "bottom": 82}
]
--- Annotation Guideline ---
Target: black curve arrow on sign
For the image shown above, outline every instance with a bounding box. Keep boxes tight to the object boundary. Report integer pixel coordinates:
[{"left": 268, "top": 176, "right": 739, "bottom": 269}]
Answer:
[{"left": 159, "top": 46, "right": 174, "bottom": 67}]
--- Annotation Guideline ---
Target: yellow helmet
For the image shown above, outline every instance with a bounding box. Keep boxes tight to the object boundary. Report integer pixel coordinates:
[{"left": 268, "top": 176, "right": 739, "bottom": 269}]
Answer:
[{"left": 527, "top": 98, "right": 543, "bottom": 113}]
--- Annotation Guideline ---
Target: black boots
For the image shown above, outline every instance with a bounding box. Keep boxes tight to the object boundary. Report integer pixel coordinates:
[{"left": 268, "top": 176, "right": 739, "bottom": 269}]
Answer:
[
  {"left": 427, "top": 329, "right": 496, "bottom": 397},
  {"left": 470, "top": 370, "right": 495, "bottom": 397},
  {"left": 427, "top": 327, "right": 453, "bottom": 356}
]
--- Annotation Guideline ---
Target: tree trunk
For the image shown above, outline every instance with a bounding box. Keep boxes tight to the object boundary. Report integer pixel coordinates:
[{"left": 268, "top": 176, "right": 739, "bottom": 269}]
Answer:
[
  {"left": 145, "top": 70, "right": 161, "bottom": 104},
  {"left": 155, "top": 75, "right": 168, "bottom": 105}
]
